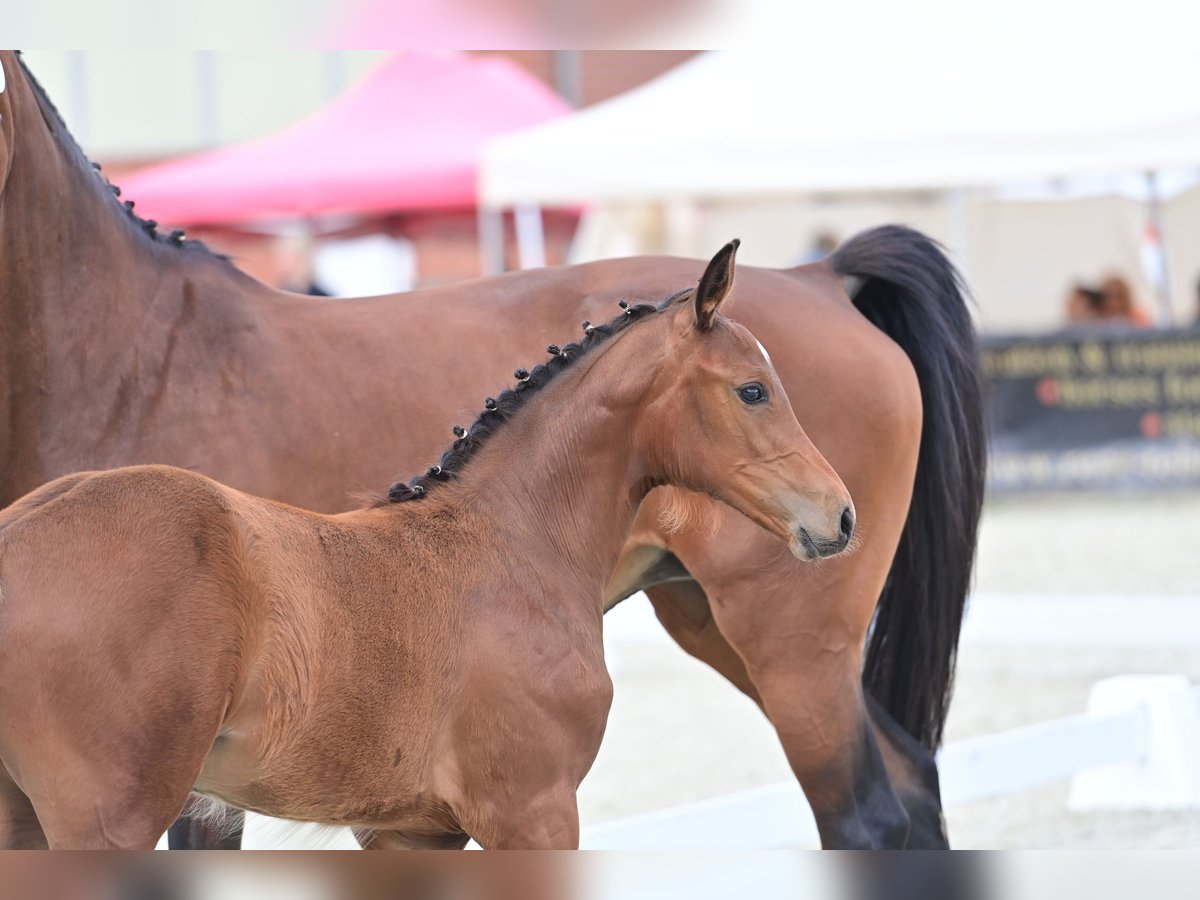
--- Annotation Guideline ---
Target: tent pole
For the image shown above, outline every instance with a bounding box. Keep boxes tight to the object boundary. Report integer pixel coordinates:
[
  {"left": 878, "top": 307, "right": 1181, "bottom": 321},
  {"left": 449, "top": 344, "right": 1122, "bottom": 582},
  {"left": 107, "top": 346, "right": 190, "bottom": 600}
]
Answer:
[
  {"left": 477, "top": 205, "right": 505, "bottom": 276},
  {"left": 1144, "top": 170, "right": 1175, "bottom": 326},
  {"left": 946, "top": 188, "right": 971, "bottom": 282},
  {"left": 552, "top": 51, "right": 583, "bottom": 107},
  {"left": 514, "top": 205, "right": 546, "bottom": 270}
]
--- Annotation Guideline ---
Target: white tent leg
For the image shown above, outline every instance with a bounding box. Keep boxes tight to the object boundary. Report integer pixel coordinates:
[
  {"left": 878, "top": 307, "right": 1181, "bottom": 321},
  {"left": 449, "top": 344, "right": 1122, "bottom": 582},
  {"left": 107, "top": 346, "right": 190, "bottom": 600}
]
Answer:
[
  {"left": 477, "top": 205, "right": 505, "bottom": 276},
  {"left": 946, "top": 189, "right": 971, "bottom": 280},
  {"left": 1144, "top": 170, "right": 1174, "bottom": 326},
  {"left": 514, "top": 205, "right": 546, "bottom": 270}
]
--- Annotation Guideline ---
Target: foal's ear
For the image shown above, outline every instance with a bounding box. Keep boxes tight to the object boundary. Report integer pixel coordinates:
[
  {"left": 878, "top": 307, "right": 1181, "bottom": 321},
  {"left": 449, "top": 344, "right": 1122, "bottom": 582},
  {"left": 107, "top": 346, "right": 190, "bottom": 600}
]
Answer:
[{"left": 694, "top": 239, "right": 739, "bottom": 332}]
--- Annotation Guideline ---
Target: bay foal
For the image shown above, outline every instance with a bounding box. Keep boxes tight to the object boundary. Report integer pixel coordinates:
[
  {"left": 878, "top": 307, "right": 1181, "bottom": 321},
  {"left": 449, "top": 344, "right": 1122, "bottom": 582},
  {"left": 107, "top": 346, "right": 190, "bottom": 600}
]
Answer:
[{"left": 0, "top": 245, "right": 855, "bottom": 849}]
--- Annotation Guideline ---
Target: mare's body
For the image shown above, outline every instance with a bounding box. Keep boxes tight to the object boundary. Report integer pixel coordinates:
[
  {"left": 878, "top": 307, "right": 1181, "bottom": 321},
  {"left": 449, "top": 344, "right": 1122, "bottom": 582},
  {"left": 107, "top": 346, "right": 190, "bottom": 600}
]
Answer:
[{"left": 0, "top": 52, "right": 985, "bottom": 848}]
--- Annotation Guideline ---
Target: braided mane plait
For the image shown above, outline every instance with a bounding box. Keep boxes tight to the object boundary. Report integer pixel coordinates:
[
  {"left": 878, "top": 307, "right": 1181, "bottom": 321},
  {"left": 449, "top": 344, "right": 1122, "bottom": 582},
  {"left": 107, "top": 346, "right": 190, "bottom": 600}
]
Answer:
[
  {"left": 381, "top": 292, "right": 687, "bottom": 505},
  {"left": 14, "top": 54, "right": 226, "bottom": 261}
]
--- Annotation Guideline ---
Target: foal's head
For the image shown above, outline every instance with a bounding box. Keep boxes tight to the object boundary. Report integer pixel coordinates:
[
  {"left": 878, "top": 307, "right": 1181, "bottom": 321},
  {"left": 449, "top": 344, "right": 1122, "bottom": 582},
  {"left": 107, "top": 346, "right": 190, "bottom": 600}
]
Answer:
[{"left": 641, "top": 240, "right": 855, "bottom": 560}]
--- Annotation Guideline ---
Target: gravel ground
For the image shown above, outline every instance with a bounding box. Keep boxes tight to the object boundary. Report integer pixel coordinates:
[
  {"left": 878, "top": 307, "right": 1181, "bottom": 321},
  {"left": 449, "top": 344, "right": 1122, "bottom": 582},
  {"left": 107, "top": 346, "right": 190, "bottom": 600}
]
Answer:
[
  {"left": 578, "top": 491, "right": 1200, "bottom": 849},
  {"left": 974, "top": 491, "right": 1200, "bottom": 596}
]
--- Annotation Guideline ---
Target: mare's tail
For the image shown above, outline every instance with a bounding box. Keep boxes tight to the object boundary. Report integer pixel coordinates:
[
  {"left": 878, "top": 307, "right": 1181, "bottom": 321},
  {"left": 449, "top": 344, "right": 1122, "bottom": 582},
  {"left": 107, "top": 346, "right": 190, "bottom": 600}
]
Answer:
[{"left": 829, "top": 225, "right": 987, "bottom": 749}]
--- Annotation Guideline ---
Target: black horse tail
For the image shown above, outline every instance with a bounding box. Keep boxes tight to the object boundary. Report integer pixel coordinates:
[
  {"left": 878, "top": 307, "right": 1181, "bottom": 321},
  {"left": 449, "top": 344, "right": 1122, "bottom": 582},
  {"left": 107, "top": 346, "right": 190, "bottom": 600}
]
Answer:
[{"left": 829, "top": 225, "right": 987, "bottom": 750}]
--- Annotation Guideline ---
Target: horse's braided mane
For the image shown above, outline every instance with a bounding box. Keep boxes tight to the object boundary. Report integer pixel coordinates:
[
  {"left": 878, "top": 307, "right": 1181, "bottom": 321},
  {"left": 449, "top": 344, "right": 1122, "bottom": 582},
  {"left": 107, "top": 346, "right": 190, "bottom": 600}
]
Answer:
[
  {"left": 379, "top": 290, "right": 689, "bottom": 506},
  {"left": 14, "top": 52, "right": 227, "bottom": 262}
]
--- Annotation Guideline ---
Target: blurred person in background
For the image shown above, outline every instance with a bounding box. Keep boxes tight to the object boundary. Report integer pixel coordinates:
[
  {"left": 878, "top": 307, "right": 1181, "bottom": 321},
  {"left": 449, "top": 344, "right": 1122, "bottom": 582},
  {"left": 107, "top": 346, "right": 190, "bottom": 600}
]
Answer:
[
  {"left": 193, "top": 227, "right": 332, "bottom": 296},
  {"left": 797, "top": 230, "right": 840, "bottom": 264},
  {"left": 1065, "top": 283, "right": 1106, "bottom": 326},
  {"left": 1099, "top": 274, "right": 1152, "bottom": 328}
]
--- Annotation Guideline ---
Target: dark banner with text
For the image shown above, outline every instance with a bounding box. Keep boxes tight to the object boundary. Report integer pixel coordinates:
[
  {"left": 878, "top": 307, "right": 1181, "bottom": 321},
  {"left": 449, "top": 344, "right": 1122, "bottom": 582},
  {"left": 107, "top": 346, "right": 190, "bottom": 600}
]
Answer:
[{"left": 984, "top": 327, "right": 1200, "bottom": 492}]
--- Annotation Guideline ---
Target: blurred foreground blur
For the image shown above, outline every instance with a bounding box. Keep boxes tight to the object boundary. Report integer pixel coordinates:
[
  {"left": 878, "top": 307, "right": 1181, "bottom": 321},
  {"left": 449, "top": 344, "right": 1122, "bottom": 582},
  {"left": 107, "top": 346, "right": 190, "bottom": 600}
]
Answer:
[{"left": 6, "top": 851, "right": 1200, "bottom": 900}]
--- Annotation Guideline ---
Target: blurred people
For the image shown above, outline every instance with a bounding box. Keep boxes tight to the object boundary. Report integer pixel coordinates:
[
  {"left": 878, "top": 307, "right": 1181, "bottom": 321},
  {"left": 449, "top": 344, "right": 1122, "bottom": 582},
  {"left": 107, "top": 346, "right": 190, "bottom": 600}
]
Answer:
[
  {"left": 1098, "top": 275, "right": 1152, "bottom": 328},
  {"left": 1065, "top": 284, "right": 1105, "bottom": 325},
  {"left": 192, "top": 226, "right": 333, "bottom": 296},
  {"left": 1063, "top": 276, "right": 1153, "bottom": 329},
  {"left": 797, "top": 230, "right": 840, "bottom": 264}
]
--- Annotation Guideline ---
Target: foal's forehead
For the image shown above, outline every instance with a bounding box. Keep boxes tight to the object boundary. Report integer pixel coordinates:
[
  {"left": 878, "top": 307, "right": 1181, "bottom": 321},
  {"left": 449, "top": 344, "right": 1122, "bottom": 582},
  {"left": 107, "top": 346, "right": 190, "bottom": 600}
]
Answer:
[
  {"left": 754, "top": 337, "right": 773, "bottom": 366},
  {"left": 712, "top": 318, "right": 774, "bottom": 370}
]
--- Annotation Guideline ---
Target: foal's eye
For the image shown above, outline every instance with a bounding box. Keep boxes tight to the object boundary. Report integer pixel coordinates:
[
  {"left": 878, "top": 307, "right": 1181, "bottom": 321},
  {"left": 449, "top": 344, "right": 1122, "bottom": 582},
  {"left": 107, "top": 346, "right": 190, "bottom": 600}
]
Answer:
[{"left": 737, "top": 383, "right": 767, "bottom": 404}]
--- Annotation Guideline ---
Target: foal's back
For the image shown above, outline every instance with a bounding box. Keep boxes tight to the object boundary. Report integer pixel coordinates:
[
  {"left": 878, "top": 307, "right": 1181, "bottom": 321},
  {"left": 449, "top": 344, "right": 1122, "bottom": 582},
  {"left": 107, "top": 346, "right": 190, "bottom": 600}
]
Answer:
[
  {"left": 0, "top": 466, "right": 260, "bottom": 842},
  {"left": 0, "top": 462, "right": 390, "bottom": 713},
  {"left": 0, "top": 463, "right": 471, "bottom": 837},
  {"left": 0, "top": 467, "right": 252, "bottom": 703}
]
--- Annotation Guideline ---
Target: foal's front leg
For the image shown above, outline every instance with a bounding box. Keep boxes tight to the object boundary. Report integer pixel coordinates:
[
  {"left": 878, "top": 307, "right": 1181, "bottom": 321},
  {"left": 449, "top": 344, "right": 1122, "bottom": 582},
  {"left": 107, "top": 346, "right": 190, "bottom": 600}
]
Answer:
[
  {"left": 472, "top": 788, "right": 582, "bottom": 849},
  {"left": 458, "top": 613, "right": 611, "bottom": 850}
]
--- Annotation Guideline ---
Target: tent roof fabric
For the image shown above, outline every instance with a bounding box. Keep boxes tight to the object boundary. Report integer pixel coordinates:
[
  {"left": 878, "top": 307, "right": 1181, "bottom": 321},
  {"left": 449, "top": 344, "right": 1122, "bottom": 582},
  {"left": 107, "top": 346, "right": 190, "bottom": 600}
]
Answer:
[
  {"left": 120, "top": 52, "right": 569, "bottom": 226},
  {"left": 480, "top": 49, "right": 1200, "bottom": 206}
]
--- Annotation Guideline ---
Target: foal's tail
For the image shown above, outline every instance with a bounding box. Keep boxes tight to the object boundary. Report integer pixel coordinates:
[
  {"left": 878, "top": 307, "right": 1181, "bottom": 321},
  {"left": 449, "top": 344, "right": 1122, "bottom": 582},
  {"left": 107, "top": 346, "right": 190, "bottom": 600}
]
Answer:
[{"left": 829, "top": 225, "right": 987, "bottom": 750}]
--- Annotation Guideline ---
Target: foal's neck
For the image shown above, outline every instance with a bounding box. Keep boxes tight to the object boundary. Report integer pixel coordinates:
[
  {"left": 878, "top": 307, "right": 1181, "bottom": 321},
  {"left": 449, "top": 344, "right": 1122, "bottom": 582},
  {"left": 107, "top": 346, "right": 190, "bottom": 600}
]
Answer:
[{"left": 437, "top": 324, "right": 673, "bottom": 607}]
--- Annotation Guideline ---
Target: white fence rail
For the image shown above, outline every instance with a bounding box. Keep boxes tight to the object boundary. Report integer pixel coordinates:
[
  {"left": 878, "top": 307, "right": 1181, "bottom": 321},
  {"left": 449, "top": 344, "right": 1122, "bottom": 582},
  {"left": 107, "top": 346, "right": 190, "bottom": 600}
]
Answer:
[{"left": 580, "top": 675, "right": 1200, "bottom": 850}]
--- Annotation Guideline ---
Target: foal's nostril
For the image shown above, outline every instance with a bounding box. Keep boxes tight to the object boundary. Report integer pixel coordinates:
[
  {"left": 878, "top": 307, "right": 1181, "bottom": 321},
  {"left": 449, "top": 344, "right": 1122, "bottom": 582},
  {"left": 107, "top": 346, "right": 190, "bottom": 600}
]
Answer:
[{"left": 839, "top": 507, "right": 856, "bottom": 545}]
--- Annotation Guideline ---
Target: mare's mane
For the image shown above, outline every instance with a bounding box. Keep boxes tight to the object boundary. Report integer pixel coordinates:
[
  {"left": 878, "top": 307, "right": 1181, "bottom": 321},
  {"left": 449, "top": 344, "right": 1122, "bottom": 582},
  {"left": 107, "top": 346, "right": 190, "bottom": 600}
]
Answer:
[
  {"left": 381, "top": 290, "right": 690, "bottom": 505},
  {"left": 13, "top": 52, "right": 226, "bottom": 261}
]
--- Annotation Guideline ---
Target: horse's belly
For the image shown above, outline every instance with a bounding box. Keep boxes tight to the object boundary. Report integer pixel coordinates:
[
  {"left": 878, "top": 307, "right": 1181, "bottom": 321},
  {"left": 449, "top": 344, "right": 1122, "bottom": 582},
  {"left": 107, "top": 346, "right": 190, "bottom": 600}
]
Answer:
[{"left": 193, "top": 720, "right": 461, "bottom": 834}]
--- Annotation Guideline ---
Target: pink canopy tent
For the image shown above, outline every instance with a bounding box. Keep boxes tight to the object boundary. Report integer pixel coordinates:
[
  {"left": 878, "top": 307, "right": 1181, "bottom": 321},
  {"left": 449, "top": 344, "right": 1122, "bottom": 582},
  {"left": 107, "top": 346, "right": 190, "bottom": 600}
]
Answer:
[{"left": 119, "top": 52, "right": 569, "bottom": 227}]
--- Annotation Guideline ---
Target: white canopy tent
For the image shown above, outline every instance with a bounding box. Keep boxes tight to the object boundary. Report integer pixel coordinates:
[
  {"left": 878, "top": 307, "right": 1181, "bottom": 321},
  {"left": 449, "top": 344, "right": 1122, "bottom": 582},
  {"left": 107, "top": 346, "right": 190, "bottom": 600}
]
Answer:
[
  {"left": 482, "top": 50, "right": 1200, "bottom": 204},
  {"left": 481, "top": 43, "right": 1200, "bottom": 331}
]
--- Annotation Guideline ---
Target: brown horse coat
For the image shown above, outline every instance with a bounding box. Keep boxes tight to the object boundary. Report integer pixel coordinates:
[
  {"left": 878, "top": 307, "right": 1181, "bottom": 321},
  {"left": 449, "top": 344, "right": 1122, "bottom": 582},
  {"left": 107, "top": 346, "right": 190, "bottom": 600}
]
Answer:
[
  {"left": 0, "top": 273, "right": 854, "bottom": 849},
  {"left": 0, "top": 51, "right": 986, "bottom": 848}
]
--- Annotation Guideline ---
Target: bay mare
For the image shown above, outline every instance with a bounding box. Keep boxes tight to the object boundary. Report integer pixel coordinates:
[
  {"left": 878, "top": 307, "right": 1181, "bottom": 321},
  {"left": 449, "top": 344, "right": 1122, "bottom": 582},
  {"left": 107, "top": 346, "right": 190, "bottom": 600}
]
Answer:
[
  {"left": 0, "top": 51, "right": 985, "bottom": 848},
  {"left": 0, "top": 251, "right": 859, "bottom": 849}
]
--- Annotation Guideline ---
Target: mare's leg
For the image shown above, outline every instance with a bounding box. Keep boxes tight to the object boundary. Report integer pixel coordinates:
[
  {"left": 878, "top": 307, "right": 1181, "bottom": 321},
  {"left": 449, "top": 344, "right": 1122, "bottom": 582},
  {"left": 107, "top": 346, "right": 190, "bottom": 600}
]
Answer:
[
  {"left": 0, "top": 763, "right": 48, "bottom": 849},
  {"left": 644, "top": 578, "right": 942, "bottom": 834},
  {"left": 865, "top": 693, "right": 948, "bottom": 849},
  {"left": 642, "top": 577, "right": 761, "bottom": 702},
  {"left": 639, "top": 504, "right": 911, "bottom": 849},
  {"left": 710, "top": 585, "right": 907, "bottom": 848},
  {"left": 167, "top": 812, "right": 244, "bottom": 851},
  {"left": 643, "top": 576, "right": 947, "bottom": 848},
  {"left": 355, "top": 828, "right": 471, "bottom": 850}
]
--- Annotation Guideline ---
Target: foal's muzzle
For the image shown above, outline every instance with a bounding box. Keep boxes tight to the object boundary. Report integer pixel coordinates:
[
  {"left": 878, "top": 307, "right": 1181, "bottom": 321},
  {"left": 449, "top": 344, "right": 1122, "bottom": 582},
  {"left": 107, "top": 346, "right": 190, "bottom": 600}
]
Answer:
[{"left": 791, "top": 505, "right": 855, "bottom": 560}]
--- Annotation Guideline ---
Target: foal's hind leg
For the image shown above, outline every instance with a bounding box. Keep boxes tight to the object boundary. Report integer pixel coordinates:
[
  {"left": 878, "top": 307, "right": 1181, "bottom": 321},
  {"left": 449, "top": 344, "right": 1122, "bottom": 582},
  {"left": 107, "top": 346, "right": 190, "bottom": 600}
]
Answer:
[
  {"left": 0, "top": 763, "right": 47, "bottom": 849},
  {"left": 25, "top": 775, "right": 192, "bottom": 849},
  {"left": 14, "top": 746, "right": 195, "bottom": 850}
]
